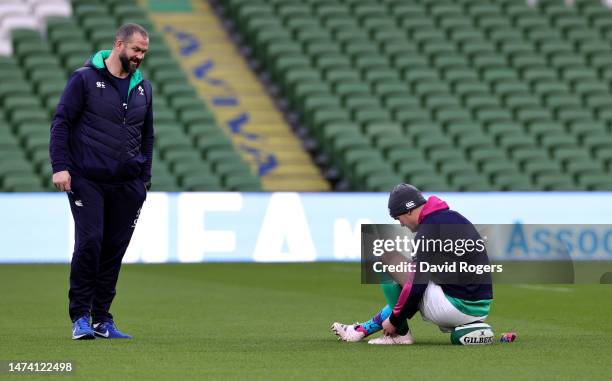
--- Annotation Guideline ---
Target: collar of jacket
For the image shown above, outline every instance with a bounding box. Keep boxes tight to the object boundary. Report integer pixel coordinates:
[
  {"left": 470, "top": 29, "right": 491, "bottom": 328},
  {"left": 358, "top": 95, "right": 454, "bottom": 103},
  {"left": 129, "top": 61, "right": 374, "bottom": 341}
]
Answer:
[
  {"left": 89, "top": 49, "right": 143, "bottom": 96},
  {"left": 417, "top": 196, "right": 449, "bottom": 224}
]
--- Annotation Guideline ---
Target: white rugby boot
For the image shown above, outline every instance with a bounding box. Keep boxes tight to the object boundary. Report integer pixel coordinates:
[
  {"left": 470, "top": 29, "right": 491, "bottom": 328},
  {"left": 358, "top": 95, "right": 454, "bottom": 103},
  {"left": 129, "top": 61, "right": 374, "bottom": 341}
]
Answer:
[{"left": 331, "top": 322, "right": 367, "bottom": 342}]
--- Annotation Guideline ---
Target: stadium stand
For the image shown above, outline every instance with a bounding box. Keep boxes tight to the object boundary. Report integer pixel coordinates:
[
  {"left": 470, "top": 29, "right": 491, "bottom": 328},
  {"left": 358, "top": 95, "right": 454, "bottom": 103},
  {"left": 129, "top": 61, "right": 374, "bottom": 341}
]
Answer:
[
  {"left": 2, "top": 0, "right": 612, "bottom": 192},
  {"left": 216, "top": 0, "right": 612, "bottom": 191},
  {"left": 147, "top": 1, "right": 330, "bottom": 191},
  {"left": 0, "top": 0, "right": 262, "bottom": 192}
]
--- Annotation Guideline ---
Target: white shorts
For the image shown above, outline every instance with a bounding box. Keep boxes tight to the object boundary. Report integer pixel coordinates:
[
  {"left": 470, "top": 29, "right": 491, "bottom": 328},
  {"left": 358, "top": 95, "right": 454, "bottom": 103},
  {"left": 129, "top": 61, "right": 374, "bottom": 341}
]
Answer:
[{"left": 419, "top": 282, "right": 488, "bottom": 332}]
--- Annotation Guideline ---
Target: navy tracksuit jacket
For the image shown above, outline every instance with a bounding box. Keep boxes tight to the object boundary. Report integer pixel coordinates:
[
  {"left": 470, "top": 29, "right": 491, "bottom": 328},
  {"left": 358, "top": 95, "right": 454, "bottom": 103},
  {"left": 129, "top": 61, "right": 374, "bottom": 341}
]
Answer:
[{"left": 49, "top": 50, "right": 154, "bottom": 322}]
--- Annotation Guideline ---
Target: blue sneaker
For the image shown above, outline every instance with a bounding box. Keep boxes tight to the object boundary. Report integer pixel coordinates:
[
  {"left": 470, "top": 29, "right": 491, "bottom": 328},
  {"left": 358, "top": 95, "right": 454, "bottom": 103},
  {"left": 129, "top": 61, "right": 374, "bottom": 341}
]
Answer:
[
  {"left": 72, "top": 315, "right": 95, "bottom": 340},
  {"left": 93, "top": 320, "right": 132, "bottom": 339}
]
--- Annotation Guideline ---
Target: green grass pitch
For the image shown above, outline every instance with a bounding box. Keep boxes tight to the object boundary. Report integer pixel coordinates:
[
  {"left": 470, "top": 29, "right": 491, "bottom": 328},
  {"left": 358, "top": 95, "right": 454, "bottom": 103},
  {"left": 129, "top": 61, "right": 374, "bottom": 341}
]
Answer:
[{"left": 1, "top": 263, "right": 611, "bottom": 380}]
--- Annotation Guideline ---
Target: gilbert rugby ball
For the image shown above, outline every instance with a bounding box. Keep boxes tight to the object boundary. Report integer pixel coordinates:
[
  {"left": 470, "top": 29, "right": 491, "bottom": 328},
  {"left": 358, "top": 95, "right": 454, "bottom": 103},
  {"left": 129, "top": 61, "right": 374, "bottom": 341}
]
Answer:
[{"left": 450, "top": 322, "right": 494, "bottom": 345}]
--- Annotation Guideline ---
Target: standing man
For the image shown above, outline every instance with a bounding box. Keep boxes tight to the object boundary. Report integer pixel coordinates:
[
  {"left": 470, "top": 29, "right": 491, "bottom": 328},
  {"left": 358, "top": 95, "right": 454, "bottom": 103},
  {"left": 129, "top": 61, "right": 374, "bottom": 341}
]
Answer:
[{"left": 50, "top": 24, "right": 154, "bottom": 340}]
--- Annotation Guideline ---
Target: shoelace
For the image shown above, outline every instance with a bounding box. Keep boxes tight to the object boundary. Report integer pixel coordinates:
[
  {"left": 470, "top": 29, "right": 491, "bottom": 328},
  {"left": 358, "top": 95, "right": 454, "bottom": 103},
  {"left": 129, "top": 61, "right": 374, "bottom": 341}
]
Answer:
[
  {"left": 77, "top": 317, "right": 91, "bottom": 331},
  {"left": 106, "top": 321, "right": 120, "bottom": 332},
  {"left": 98, "top": 321, "right": 116, "bottom": 332}
]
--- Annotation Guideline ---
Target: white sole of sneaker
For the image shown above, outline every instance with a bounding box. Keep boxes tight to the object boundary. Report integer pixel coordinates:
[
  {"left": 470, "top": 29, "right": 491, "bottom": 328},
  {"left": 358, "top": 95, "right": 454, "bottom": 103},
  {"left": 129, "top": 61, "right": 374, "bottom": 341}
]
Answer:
[
  {"left": 367, "top": 334, "right": 414, "bottom": 345},
  {"left": 72, "top": 333, "right": 95, "bottom": 340}
]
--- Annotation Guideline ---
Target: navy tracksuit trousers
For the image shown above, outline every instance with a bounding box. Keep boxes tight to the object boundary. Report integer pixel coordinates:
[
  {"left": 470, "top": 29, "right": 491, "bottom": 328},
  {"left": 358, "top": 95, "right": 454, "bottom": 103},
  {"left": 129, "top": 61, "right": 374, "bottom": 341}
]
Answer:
[{"left": 67, "top": 175, "right": 146, "bottom": 322}]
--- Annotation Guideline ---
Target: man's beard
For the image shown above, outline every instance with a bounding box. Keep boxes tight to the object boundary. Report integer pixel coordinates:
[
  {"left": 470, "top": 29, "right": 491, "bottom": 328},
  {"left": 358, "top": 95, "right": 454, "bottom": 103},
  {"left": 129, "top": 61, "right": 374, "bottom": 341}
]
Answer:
[
  {"left": 403, "top": 223, "right": 417, "bottom": 233},
  {"left": 119, "top": 51, "right": 139, "bottom": 73}
]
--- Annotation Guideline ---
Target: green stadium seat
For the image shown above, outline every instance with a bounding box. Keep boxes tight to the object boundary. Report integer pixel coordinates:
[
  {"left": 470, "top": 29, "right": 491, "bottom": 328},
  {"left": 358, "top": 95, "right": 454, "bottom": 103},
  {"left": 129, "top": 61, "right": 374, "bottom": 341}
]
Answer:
[
  {"left": 8, "top": 108, "right": 48, "bottom": 126},
  {"left": 308, "top": 109, "right": 350, "bottom": 132},
  {"left": 214, "top": 159, "right": 252, "bottom": 177},
  {"left": 330, "top": 135, "right": 371, "bottom": 163},
  {"left": 171, "top": 159, "right": 214, "bottom": 179},
  {"left": 468, "top": 145, "right": 506, "bottom": 164},
  {"left": 552, "top": 147, "right": 592, "bottom": 163},
  {"left": 339, "top": 148, "right": 383, "bottom": 173},
  {"left": 540, "top": 135, "right": 578, "bottom": 152},
  {"left": 457, "top": 134, "right": 496, "bottom": 154},
  {"left": 393, "top": 55, "right": 429, "bottom": 71},
  {"left": 180, "top": 174, "right": 223, "bottom": 191},
  {"left": 523, "top": 159, "right": 562, "bottom": 178},
  {"left": 577, "top": 174, "right": 612, "bottom": 191},
  {"left": 350, "top": 161, "right": 394, "bottom": 186},
  {"left": 325, "top": 69, "right": 360, "bottom": 86},
  {"left": 481, "top": 160, "right": 520, "bottom": 177},
  {"left": 315, "top": 121, "right": 353, "bottom": 145},
  {"left": 449, "top": 174, "right": 491, "bottom": 191},
  {"left": 163, "top": 152, "right": 204, "bottom": 174},
  {"left": 364, "top": 173, "right": 401, "bottom": 192},
  {"left": 535, "top": 174, "right": 578, "bottom": 191},
  {"left": 409, "top": 173, "right": 452, "bottom": 192},
  {"left": 223, "top": 174, "right": 263, "bottom": 191},
  {"left": 567, "top": 159, "right": 604, "bottom": 176},
  {"left": 155, "top": 135, "right": 194, "bottom": 156},
  {"left": 582, "top": 135, "right": 612, "bottom": 153},
  {"left": 502, "top": 94, "right": 539, "bottom": 111},
  {"left": 112, "top": 4, "right": 147, "bottom": 18},
  {"left": 396, "top": 158, "right": 438, "bottom": 179},
  {"left": 440, "top": 160, "right": 478, "bottom": 178},
  {"left": 195, "top": 134, "right": 236, "bottom": 154},
  {"left": 511, "top": 148, "right": 550, "bottom": 167},
  {"left": 37, "top": 81, "right": 65, "bottom": 100},
  {"left": 515, "top": 108, "right": 554, "bottom": 124},
  {"left": 428, "top": 149, "right": 466, "bottom": 168},
  {"left": 13, "top": 42, "right": 51, "bottom": 60},
  {"left": 400, "top": 107, "right": 433, "bottom": 129},
  {"left": 20, "top": 134, "right": 49, "bottom": 154},
  {"left": 10, "top": 29, "right": 43, "bottom": 47},
  {"left": 0, "top": 156, "right": 33, "bottom": 181},
  {"left": 493, "top": 174, "right": 535, "bottom": 191}
]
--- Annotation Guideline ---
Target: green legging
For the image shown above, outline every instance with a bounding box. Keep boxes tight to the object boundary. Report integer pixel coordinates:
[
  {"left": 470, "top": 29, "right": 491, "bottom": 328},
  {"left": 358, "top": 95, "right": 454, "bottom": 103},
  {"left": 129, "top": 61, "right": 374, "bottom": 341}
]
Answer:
[{"left": 381, "top": 281, "right": 402, "bottom": 307}]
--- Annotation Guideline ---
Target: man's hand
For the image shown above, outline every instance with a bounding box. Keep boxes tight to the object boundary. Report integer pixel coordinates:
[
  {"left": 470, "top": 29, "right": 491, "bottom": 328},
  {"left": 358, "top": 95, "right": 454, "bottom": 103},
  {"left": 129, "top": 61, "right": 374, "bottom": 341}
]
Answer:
[
  {"left": 52, "top": 170, "right": 71, "bottom": 192},
  {"left": 382, "top": 317, "right": 397, "bottom": 336}
]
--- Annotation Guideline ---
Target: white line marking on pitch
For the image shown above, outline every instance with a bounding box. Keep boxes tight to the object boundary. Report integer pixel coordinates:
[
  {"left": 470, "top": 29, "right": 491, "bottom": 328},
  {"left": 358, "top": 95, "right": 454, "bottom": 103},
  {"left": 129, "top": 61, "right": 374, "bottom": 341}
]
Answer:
[{"left": 514, "top": 285, "right": 574, "bottom": 293}]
